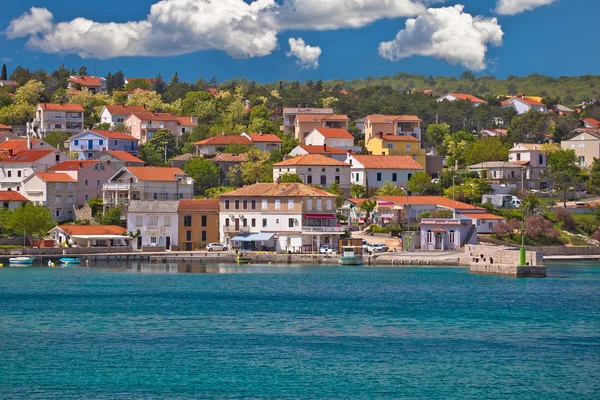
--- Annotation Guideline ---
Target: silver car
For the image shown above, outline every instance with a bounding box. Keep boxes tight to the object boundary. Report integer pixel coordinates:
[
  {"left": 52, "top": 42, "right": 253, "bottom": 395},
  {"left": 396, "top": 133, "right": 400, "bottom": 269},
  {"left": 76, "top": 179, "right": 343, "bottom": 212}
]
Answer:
[{"left": 207, "top": 243, "right": 229, "bottom": 251}]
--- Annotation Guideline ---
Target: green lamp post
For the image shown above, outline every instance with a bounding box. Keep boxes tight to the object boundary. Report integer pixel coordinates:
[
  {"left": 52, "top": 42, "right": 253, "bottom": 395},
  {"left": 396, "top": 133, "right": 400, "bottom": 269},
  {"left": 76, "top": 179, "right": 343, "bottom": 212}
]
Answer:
[{"left": 519, "top": 218, "right": 526, "bottom": 266}]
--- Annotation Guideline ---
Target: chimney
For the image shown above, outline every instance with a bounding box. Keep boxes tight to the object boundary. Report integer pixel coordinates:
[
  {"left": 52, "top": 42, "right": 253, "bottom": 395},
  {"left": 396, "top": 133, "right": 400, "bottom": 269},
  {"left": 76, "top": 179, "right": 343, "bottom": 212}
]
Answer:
[
  {"left": 324, "top": 143, "right": 327, "bottom": 151},
  {"left": 79, "top": 162, "right": 83, "bottom": 168},
  {"left": 27, "top": 134, "right": 31, "bottom": 150},
  {"left": 143, "top": 105, "right": 147, "bottom": 110},
  {"left": 259, "top": 130, "right": 263, "bottom": 135},
  {"left": 379, "top": 132, "right": 383, "bottom": 140}
]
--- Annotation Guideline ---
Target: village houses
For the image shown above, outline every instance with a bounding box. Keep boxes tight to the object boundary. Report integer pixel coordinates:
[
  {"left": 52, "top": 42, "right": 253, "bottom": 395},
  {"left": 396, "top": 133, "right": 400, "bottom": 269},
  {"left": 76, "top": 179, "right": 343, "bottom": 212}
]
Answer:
[
  {"left": 194, "top": 132, "right": 282, "bottom": 156},
  {"left": 294, "top": 114, "right": 350, "bottom": 142},
  {"left": 127, "top": 201, "right": 180, "bottom": 251},
  {"left": 68, "top": 76, "right": 107, "bottom": 93},
  {"left": 436, "top": 93, "right": 487, "bottom": 106},
  {"left": 345, "top": 154, "right": 424, "bottom": 191},
  {"left": 282, "top": 107, "right": 333, "bottom": 133},
  {"left": 561, "top": 129, "right": 600, "bottom": 168},
  {"left": 272, "top": 154, "right": 352, "bottom": 191},
  {"left": 48, "top": 160, "right": 117, "bottom": 204},
  {"left": 0, "top": 149, "right": 71, "bottom": 191},
  {"left": 303, "top": 127, "right": 357, "bottom": 151},
  {"left": 288, "top": 144, "right": 350, "bottom": 162},
  {"left": 21, "top": 172, "right": 77, "bottom": 222},
  {"left": 69, "top": 130, "right": 139, "bottom": 160},
  {"left": 178, "top": 199, "right": 220, "bottom": 251},
  {"left": 363, "top": 114, "right": 422, "bottom": 142},
  {"left": 99, "top": 105, "right": 147, "bottom": 126},
  {"left": 30, "top": 103, "right": 85, "bottom": 138}
]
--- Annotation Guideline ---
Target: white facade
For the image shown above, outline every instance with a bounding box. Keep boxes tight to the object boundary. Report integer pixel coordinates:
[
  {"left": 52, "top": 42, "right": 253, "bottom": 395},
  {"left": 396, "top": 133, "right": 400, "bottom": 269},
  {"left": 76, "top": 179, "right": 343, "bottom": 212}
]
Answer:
[
  {"left": 0, "top": 150, "right": 72, "bottom": 191},
  {"left": 304, "top": 129, "right": 355, "bottom": 149},
  {"left": 508, "top": 98, "right": 547, "bottom": 115},
  {"left": 127, "top": 202, "right": 179, "bottom": 250},
  {"left": 31, "top": 104, "right": 84, "bottom": 137},
  {"left": 345, "top": 154, "right": 422, "bottom": 190},
  {"left": 273, "top": 164, "right": 351, "bottom": 191},
  {"left": 69, "top": 130, "right": 139, "bottom": 160}
]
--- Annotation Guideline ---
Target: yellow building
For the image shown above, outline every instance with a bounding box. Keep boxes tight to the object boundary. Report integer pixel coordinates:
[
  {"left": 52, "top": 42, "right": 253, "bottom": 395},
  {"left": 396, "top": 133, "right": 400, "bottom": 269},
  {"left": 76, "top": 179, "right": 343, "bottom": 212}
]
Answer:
[{"left": 366, "top": 135, "right": 427, "bottom": 170}]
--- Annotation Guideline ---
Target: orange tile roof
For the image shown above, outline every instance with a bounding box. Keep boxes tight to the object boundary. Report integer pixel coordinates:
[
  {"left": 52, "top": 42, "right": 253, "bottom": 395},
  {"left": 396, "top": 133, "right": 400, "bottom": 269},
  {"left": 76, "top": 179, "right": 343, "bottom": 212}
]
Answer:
[
  {"left": 0, "top": 123, "right": 11, "bottom": 130},
  {"left": 48, "top": 160, "right": 97, "bottom": 171},
  {"left": 56, "top": 225, "right": 127, "bottom": 235},
  {"left": 274, "top": 154, "right": 351, "bottom": 167},
  {"left": 212, "top": 153, "right": 248, "bottom": 162},
  {"left": 175, "top": 116, "right": 197, "bottom": 126},
  {"left": 0, "top": 149, "right": 55, "bottom": 163},
  {"left": 377, "top": 195, "right": 483, "bottom": 210},
  {"left": 0, "top": 139, "right": 41, "bottom": 151},
  {"left": 89, "top": 130, "right": 138, "bottom": 141},
  {"left": 245, "top": 133, "right": 282, "bottom": 142},
  {"left": 126, "top": 166, "right": 185, "bottom": 181},
  {"left": 461, "top": 213, "right": 505, "bottom": 220},
  {"left": 220, "top": 183, "right": 336, "bottom": 198},
  {"left": 0, "top": 191, "right": 28, "bottom": 201},
  {"left": 177, "top": 199, "right": 219, "bottom": 212},
  {"left": 69, "top": 76, "right": 104, "bottom": 87},
  {"left": 128, "top": 112, "right": 179, "bottom": 121},
  {"left": 320, "top": 114, "right": 350, "bottom": 121},
  {"left": 104, "top": 105, "right": 147, "bottom": 115},
  {"left": 351, "top": 155, "right": 423, "bottom": 170},
  {"left": 511, "top": 96, "right": 545, "bottom": 106},
  {"left": 195, "top": 135, "right": 252, "bottom": 146},
  {"left": 366, "top": 114, "right": 422, "bottom": 123},
  {"left": 372, "top": 135, "right": 420, "bottom": 142},
  {"left": 35, "top": 172, "right": 77, "bottom": 182},
  {"left": 448, "top": 93, "right": 487, "bottom": 103},
  {"left": 298, "top": 144, "right": 349, "bottom": 155},
  {"left": 313, "top": 128, "right": 354, "bottom": 139},
  {"left": 347, "top": 198, "right": 367, "bottom": 206},
  {"left": 104, "top": 150, "right": 144, "bottom": 164},
  {"left": 38, "top": 103, "right": 84, "bottom": 112},
  {"left": 583, "top": 118, "right": 600, "bottom": 127}
]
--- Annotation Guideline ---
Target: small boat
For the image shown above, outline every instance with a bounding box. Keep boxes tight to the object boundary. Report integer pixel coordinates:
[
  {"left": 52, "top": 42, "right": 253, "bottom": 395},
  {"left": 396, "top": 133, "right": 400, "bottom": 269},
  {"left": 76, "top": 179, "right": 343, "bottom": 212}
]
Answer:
[
  {"left": 339, "top": 246, "right": 364, "bottom": 265},
  {"left": 235, "top": 253, "right": 253, "bottom": 264},
  {"left": 9, "top": 256, "right": 35, "bottom": 265},
  {"left": 59, "top": 257, "right": 81, "bottom": 264}
]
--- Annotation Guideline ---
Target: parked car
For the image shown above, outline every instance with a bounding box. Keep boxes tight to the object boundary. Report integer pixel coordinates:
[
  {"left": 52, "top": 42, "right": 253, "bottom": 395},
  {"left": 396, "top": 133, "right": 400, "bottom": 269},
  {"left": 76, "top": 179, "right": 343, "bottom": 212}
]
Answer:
[
  {"left": 319, "top": 245, "right": 335, "bottom": 254},
  {"left": 207, "top": 243, "right": 229, "bottom": 251},
  {"left": 367, "top": 243, "right": 388, "bottom": 253}
]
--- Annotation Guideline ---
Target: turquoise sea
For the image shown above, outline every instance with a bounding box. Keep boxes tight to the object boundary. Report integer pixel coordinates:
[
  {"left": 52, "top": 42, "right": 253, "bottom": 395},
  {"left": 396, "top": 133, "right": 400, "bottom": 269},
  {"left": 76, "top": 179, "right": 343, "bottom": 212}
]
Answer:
[{"left": 0, "top": 262, "right": 599, "bottom": 399}]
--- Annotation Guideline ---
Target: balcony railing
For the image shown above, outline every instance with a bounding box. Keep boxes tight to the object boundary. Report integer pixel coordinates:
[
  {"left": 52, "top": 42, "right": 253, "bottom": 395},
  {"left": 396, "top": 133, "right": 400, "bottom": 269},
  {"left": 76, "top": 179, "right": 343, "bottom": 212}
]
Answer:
[
  {"left": 223, "top": 226, "right": 251, "bottom": 233},
  {"left": 103, "top": 183, "right": 139, "bottom": 191},
  {"left": 103, "top": 198, "right": 130, "bottom": 206},
  {"left": 302, "top": 226, "right": 345, "bottom": 233}
]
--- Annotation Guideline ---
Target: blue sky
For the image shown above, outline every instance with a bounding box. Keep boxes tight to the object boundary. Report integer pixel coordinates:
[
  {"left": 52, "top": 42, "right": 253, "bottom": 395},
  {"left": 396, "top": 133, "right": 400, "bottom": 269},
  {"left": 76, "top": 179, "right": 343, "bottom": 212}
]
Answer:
[{"left": 1, "top": 0, "right": 596, "bottom": 83}]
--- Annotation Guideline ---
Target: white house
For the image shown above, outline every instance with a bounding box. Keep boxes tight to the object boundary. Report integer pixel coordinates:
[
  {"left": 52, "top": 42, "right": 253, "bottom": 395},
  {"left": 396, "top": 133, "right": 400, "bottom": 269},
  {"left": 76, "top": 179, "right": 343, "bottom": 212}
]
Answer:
[
  {"left": 240, "top": 132, "right": 282, "bottom": 152},
  {"left": 69, "top": 130, "right": 139, "bottom": 160},
  {"left": 127, "top": 201, "right": 180, "bottom": 251},
  {"left": 30, "top": 103, "right": 85, "bottom": 138},
  {"left": 99, "top": 105, "right": 147, "bottom": 126},
  {"left": 175, "top": 116, "right": 198, "bottom": 136},
  {"left": 0, "top": 149, "right": 72, "bottom": 191},
  {"left": 507, "top": 96, "right": 548, "bottom": 114},
  {"left": 49, "top": 225, "right": 129, "bottom": 248},
  {"left": 288, "top": 144, "right": 350, "bottom": 162},
  {"left": 461, "top": 213, "right": 506, "bottom": 234},
  {"left": 272, "top": 154, "right": 352, "bottom": 191},
  {"left": 0, "top": 190, "right": 28, "bottom": 210},
  {"left": 21, "top": 172, "right": 77, "bottom": 222},
  {"left": 195, "top": 133, "right": 281, "bottom": 156},
  {"left": 219, "top": 183, "right": 342, "bottom": 252},
  {"left": 436, "top": 93, "right": 487, "bottom": 106},
  {"left": 345, "top": 154, "right": 424, "bottom": 191},
  {"left": 304, "top": 128, "right": 356, "bottom": 150}
]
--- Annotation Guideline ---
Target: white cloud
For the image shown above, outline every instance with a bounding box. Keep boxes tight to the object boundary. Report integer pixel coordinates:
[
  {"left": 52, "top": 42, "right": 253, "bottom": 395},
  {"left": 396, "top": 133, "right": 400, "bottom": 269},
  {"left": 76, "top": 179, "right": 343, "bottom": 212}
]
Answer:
[
  {"left": 378, "top": 5, "right": 503, "bottom": 71},
  {"left": 495, "top": 0, "right": 556, "bottom": 15},
  {"left": 286, "top": 38, "right": 322, "bottom": 69},
  {"left": 5, "top": 7, "right": 53, "bottom": 39}
]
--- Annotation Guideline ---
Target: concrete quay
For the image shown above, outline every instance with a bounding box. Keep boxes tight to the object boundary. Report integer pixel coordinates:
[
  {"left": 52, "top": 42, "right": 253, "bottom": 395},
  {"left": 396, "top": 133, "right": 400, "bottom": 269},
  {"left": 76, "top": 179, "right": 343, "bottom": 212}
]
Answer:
[{"left": 461, "top": 245, "right": 546, "bottom": 277}]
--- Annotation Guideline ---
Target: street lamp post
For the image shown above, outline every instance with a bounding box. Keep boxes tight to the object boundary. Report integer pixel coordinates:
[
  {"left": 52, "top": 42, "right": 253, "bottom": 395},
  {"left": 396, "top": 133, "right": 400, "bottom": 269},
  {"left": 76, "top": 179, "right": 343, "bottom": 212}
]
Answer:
[{"left": 399, "top": 186, "right": 409, "bottom": 251}]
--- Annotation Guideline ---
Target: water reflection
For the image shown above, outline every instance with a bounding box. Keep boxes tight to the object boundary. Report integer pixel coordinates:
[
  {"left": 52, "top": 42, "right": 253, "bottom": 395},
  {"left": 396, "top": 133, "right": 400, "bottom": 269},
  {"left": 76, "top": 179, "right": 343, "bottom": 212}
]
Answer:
[{"left": 91, "top": 261, "right": 296, "bottom": 274}]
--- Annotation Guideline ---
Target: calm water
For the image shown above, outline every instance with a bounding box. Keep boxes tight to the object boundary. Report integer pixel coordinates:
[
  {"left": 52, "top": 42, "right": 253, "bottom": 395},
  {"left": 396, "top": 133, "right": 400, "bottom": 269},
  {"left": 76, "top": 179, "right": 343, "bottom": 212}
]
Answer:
[{"left": 0, "top": 262, "right": 599, "bottom": 399}]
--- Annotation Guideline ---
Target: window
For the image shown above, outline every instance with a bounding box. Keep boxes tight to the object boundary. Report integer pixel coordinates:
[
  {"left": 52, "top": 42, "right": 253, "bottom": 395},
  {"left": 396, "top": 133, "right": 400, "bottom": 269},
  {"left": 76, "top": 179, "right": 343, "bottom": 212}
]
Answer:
[
  {"left": 184, "top": 216, "right": 192, "bottom": 226},
  {"left": 56, "top": 183, "right": 61, "bottom": 190},
  {"left": 84, "top": 179, "right": 88, "bottom": 186},
  {"left": 135, "top": 216, "right": 143, "bottom": 226},
  {"left": 539, "top": 154, "right": 544, "bottom": 165},
  {"left": 99, "top": 140, "right": 104, "bottom": 146},
  {"left": 377, "top": 172, "right": 382, "bottom": 181},
  {"left": 275, "top": 199, "right": 280, "bottom": 210},
  {"left": 322, "top": 168, "right": 326, "bottom": 172},
  {"left": 151, "top": 237, "right": 157, "bottom": 244},
  {"left": 67, "top": 183, "right": 73, "bottom": 190},
  {"left": 186, "top": 231, "right": 192, "bottom": 241},
  {"left": 235, "top": 200, "right": 240, "bottom": 209},
  {"left": 165, "top": 193, "right": 169, "bottom": 200},
  {"left": 262, "top": 218, "right": 267, "bottom": 227},
  {"left": 408, "top": 173, "right": 412, "bottom": 181},
  {"left": 201, "top": 216, "right": 207, "bottom": 227},
  {"left": 54, "top": 124, "right": 61, "bottom": 129},
  {"left": 317, "top": 200, "right": 322, "bottom": 210},
  {"left": 307, "top": 199, "right": 313, "bottom": 210},
  {"left": 153, "top": 193, "right": 158, "bottom": 200},
  {"left": 335, "top": 176, "right": 340, "bottom": 183},
  {"left": 96, "top": 179, "right": 101, "bottom": 186},
  {"left": 308, "top": 168, "right": 312, "bottom": 172},
  {"left": 427, "top": 230, "right": 433, "bottom": 243},
  {"left": 392, "top": 173, "right": 397, "bottom": 182},
  {"left": 288, "top": 199, "right": 294, "bottom": 210},
  {"left": 406, "top": 144, "right": 411, "bottom": 151},
  {"left": 7, "top": 171, "right": 11, "bottom": 177},
  {"left": 150, "top": 216, "right": 158, "bottom": 226},
  {"left": 262, "top": 199, "right": 268, "bottom": 210},
  {"left": 326, "top": 200, "right": 332, "bottom": 210},
  {"left": 164, "top": 216, "right": 171, "bottom": 226},
  {"left": 251, "top": 218, "right": 256, "bottom": 227},
  {"left": 243, "top": 200, "right": 248, "bottom": 210},
  {"left": 243, "top": 219, "right": 247, "bottom": 227},
  {"left": 335, "top": 168, "right": 339, "bottom": 172},
  {"left": 386, "top": 143, "right": 394, "bottom": 149},
  {"left": 449, "top": 230, "right": 455, "bottom": 243},
  {"left": 320, "top": 175, "right": 327, "bottom": 185},
  {"left": 355, "top": 173, "right": 359, "bottom": 182},
  {"left": 307, "top": 175, "right": 312, "bottom": 184},
  {"left": 55, "top": 155, "right": 60, "bottom": 162},
  {"left": 84, "top": 194, "right": 89, "bottom": 201},
  {"left": 579, "top": 156, "right": 585, "bottom": 166},
  {"left": 276, "top": 219, "right": 279, "bottom": 224},
  {"left": 114, "top": 141, "right": 118, "bottom": 145},
  {"left": 201, "top": 231, "right": 207, "bottom": 241},
  {"left": 516, "top": 153, "right": 521, "bottom": 161},
  {"left": 289, "top": 218, "right": 294, "bottom": 228},
  {"left": 251, "top": 200, "right": 256, "bottom": 210},
  {"left": 225, "top": 200, "right": 230, "bottom": 210},
  {"left": 17, "top": 171, "right": 21, "bottom": 177},
  {"left": 225, "top": 218, "right": 230, "bottom": 226},
  {"left": 74, "top": 140, "right": 79, "bottom": 146}
]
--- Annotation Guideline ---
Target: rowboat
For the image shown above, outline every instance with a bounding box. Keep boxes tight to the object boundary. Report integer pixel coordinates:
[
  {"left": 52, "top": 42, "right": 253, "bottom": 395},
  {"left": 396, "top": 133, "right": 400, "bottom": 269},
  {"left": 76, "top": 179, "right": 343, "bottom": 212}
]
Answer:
[
  {"left": 9, "top": 256, "right": 35, "bottom": 265},
  {"left": 59, "top": 257, "right": 81, "bottom": 264}
]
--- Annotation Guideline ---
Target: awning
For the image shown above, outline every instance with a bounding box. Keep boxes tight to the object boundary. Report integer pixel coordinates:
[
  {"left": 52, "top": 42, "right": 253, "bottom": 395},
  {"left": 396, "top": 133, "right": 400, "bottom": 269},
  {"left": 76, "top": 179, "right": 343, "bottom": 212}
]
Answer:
[
  {"left": 71, "top": 234, "right": 129, "bottom": 240},
  {"left": 231, "top": 232, "right": 275, "bottom": 242},
  {"left": 304, "top": 214, "right": 337, "bottom": 219}
]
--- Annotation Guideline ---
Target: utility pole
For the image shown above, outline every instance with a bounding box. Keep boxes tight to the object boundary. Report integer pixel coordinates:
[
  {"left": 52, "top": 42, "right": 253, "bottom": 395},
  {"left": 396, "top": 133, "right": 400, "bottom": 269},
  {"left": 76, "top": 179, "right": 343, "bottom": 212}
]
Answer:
[{"left": 164, "top": 144, "right": 167, "bottom": 164}]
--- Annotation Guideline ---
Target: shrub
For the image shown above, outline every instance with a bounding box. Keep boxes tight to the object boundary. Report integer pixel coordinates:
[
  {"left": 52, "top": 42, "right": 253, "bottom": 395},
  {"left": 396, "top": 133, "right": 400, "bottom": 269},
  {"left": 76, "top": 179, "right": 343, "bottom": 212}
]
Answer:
[
  {"left": 591, "top": 230, "right": 600, "bottom": 242},
  {"left": 555, "top": 208, "right": 575, "bottom": 229},
  {"left": 431, "top": 209, "right": 453, "bottom": 218},
  {"left": 572, "top": 214, "right": 600, "bottom": 235},
  {"left": 492, "top": 221, "right": 510, "bottom": 237},
  {"left": 525, "top": 216, "right": 559, "bottom": 239}
]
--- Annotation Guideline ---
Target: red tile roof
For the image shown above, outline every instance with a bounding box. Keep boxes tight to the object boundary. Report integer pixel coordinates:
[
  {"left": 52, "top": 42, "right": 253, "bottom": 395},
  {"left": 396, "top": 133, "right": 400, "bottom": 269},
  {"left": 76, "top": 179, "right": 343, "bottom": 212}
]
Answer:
[
  {"left": 447, "top": 93, "right": 487, "bottom": 103},
  {"left": 126, "top": 166, "right": 185, "bottom": 181},
  {"left": 0, "top": 191, "right": 28, "bottom": 202},
  {"left": 35, "top": 172, "right": 77, "bottom": 182},
  {"left": 128, "top": 112, "right": 179, "bottom": 121},
  {"left": 312, "top": 128, "right": 354, "bottom": 139},
  {"left": 177, "top": 199, "right": 219, "bottom": 212},
  {"left": 104, "top": 150, "right": 144, "bottom": 164},
  {"left": 377, "top": 195, "right": 483, "bottom": 210},
  {"left": 0, "top": 123, "right": 11, "bottom": 130},
  {"left": 56, "top": 225, "right": 127, "bottom": 235},
  {"left": 212, "top": 153, "right": 248, "bottom": 162},
  {"left": 0, "top": 139, "right": 41, "bottom": 151},
  {"left": 195, "top": 135, "right": 252, "bottom": 146},
  {"left": 366, "top": 114, "right": 422, "bottom": 123},
  {"left": 69, "top": 76, "right": 104, "bottom": 87},
  {"left": 274, "top": 154, "right": 351, "bottom": 167},
  {"left": 351, "top": 155, "right": 423, "bottom": 170},
  {"left": 38, "top": 103, "right": 84, "bottom": 112},
  {"left": 89, "top": 130, "right": 138, "bottom": 141},
  {"left": 220, "top": 183, "right": 335, "bottom": 198},
  {"left": 48, "top": 160, "right": 97, "bottom": 171},
  {"left": 104, "top": 105, "right": 147, "bottom": 115},
  {"left": 583, "top": 118, "right": 600, "bottom": 128},
  {"left": 461, "top": 213, "right": 505, "bottom": 220},
  {"left": 245, "top": 133, "right": 282, "bottom": 142},
  {"left": 320, "top": 114, "right": 350, "bottom": 121},
  {"left": 176, "top": 116, "right": 197, "bottom": 126},
  {"left": 0, "top": 149, "right": 55, "bottom": 163},
  {"left": 298, "top": 144, "right": 349, "bottom": 155}
]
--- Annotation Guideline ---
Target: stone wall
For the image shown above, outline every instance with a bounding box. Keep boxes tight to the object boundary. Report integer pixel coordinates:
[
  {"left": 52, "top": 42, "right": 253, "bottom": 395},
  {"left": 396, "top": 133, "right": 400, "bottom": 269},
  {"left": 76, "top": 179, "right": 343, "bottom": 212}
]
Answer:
[
  {"left": 470, "top": 264, "right": 546, "bottom": 277},
  {"left": 462, "top": 245, "right": 545, "bottom": 277},
  {"left": 526, "top": 246, "right": 600, "bottom": 256}
]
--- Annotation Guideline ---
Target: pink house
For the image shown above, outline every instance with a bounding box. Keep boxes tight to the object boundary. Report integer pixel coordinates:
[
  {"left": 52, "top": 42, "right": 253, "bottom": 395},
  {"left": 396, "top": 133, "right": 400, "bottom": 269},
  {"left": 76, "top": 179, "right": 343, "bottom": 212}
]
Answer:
[
  {"left": 48, "top": 160, "right": 118, "bottom": 204},
  {"left": 124, "top": 112, "right": 179, "bottom": 143}
]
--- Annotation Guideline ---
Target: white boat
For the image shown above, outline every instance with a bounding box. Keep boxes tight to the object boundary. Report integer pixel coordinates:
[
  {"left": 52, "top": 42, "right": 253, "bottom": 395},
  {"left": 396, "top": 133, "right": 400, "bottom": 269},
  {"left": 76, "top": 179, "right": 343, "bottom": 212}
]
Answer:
[{"left": 9, "top": 256, "right": 35, "bottom": 265}]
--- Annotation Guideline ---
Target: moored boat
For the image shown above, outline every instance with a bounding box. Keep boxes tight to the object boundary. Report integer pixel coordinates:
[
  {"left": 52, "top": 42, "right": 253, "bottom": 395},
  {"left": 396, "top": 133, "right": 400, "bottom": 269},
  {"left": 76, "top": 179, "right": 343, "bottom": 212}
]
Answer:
[
  {"left": 9, "top": 256, "right": 35, "bottom": 265},
  {"left": 59, "top": 257, "right": 81, "bottom": 264}
]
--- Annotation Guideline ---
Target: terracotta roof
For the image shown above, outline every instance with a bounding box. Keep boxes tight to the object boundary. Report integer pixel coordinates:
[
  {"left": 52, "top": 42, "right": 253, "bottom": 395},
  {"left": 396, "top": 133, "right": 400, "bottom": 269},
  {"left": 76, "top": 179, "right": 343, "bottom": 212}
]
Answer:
[
  {"left": 461, "top": 213, "right": 505, "bottom": 220},
  {"left": 103, "top": 150, "right": 144, "bottom": 164},
  {"left": 0, "top": 149, "right": 55, "bottom": 163},
  {"left": 377, "top": 195, "right": 483, "bottom": 211},
  {"left": 0, "top": 139, "right": 41, "bottom": 151},
  {"left": 371, "top": 135, "right": 420, "bottom": 142},
  {"left": 38, "top": 103, "right": 84, "bottom": 112},
  {"left": 447, "top": 93, "right": 487, "bottom": 103},
  {"left": 297, "top": 144, "right": 349, "bottom": 155},
  {"left": 0, "top": 191, "right": 28, "bottom": 202},
  {"left": 104, "top": 105, "right": 147, "bottom": 115},
  {"left": 510, "top": 97, "right": 545, "bottom": 107},
  {"left": 176, "top": 116, "right": 197, "bottom": 126},
  {"left": 583, "top": 118, "right": 600, "bottom": 128},
  {"left": 467, "top": 161, "right": 523, "bottom": 169},
  {"left": 245, "top": 133, "right": 282, "bottom": 142},
  {"left": 128, "top": 112, "right": 179, "bottom": 121},
  {"left": 56, "top": 225, "right": 127, "bottom": 235},
  {"left": 48, "top": 160, "right": 97, "bottom": 171},
  {"left": 510, "top": 143, "right": 543, "bottom": 151},
  {"left": 0, "top": 123, "right": 11, "bottom": 130},
  {"left": 312, "top": 128, "right": 354, "bottom": 139},
  {"left": 170, "top": 153, "right": 195, "bottom": 161},
  {"left": 0, "top": 80, "right": 17, "bottom": 86},
  {"left": 347, "top": 198, "right": 367, "bottom": 206},
  {"left": 274, "top": 154, "right": 351, "bottom": 167},
  {"left": 69, "top": 76, "right": 104, "bottom": 87},
  {"left": 195, "top": 135, "right": 252, "bottom": 146},
  {"left": 128, "top": 200, "right": 180, "bottom": 213},
  {"left": 89, "top": 130, "right": 138, "bottom": 141},
  {"left": 35, "top": 172, "right": 77, "bottom": 182},
  {"left": 213, "top": 153, "right": 248, "bottom": 162},
  {"left": 178, "top": 199, "right": 219, "bottom": 212},
  {"left": 351, "top": 155, "right": 423, "bottom": 170},
  {"left": 501, "top": 100, "right": 511, "bottom": 106},
  {"left": 220, "top": 183, "right": 336, "bottom": 198},
  {"left": 295, "top": 114, "right": 348, "bottom": 123},
  {"left": 126, "top": 166, "right": 185, "bottom": 181},
  {"left": 366, "top": 114, "right": 422, "bottom": 123},
  {"left": 320, "top": 114, "right": 350, "bottom": 121}
]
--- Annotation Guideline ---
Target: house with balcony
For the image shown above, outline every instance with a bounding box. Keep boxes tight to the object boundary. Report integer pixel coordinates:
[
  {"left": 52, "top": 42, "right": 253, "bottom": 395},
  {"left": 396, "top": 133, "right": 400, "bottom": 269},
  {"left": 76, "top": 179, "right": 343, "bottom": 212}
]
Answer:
[
  {"left": 127, "top": 201, "right": 180, "bottom": 251},
  {"left": 561, "top": 129, "right": 600, "bottom": 168},
  {"left": 21, "top": 172, "right": 77, "bottom": 222},
  {"left": 506, "top": 96, "right": 548, "bottom": 114},
  {"left": 68, "top": 76, "right": 107, "bottom": 93},
  {"left": 241, "top": 132, "right": 282, "bottom": 152},
  {"left": 102, "top": 166, "right": 194, "bottom": 210},
  {"left": 294, "top": 114, "right": 350, "bottom": 142},
  {"left": 99, "top": 105, "right": 147, "bottom": 126},
  {"left": 282, "top": 107, "right": 333, "bottom": 133},
  {"left": 366, "top": 133, "right": 426, "bottom": 169},
  {"left": 69, "top": 130, "right": 139, "bottom": 160},
  {"left": 436, "top": 93, "right": 487, "bottom": 106},
  {"left": 30, "top": 103, "right": 85, "bottom": 138},
  {"left": 124, "top": 112, "right": 179, "bottom": 143},
  {"left": 364, "top": 114, "right": 422, "bottom": 142},
  {"left": 90, "top": 150, "right": 145, "bottom": 168},
  {"left": 194, "top": 132, "right": 282, "bottom": 156},
  {"left": 0, "top": 149, "right": 71, "bottom": 191},
  {"left": 219, "top": 183, "right": 341, "bottom": 252},
  {"left": 304, "top": 128, "right": 356, "bottom": 151},
  {"left": 273, "top": 154, "right": 351, "bottom": 192},
  {"left": 288, "top": 144, "right": 350, "bottom": 162},
  {"left": 48, "top": 160, "right": 117, "bottom": 204},
  {"left": 0, "top": 190, "right": 28, "bottom": 210},
  {"left": 178, "top": 199, "right": 220, "bottom": 251},
  {"left": 345, "top": 154, "right": 424, "bottom": 192}
]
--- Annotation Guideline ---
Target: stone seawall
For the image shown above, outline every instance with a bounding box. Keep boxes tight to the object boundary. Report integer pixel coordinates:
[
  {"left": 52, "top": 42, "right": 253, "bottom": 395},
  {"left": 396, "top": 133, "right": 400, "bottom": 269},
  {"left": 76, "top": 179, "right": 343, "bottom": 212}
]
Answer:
[
  {"left": 470, "top": 264, "right": 546, "bottom": 277},
  {"left": 462, "top": 245, "right": 546, "bottom": 277}
]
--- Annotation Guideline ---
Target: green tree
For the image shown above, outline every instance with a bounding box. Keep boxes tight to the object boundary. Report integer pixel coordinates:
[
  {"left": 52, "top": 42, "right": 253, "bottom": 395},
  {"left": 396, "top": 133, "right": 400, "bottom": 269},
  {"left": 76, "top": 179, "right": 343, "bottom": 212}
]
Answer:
[
  {"left": 587, "top": 157, "right": 600, "bottom": 195},
  {"left": 521, "top": 194, "right": 543, "bottom": 217},
  {"left": 124, "top": 78, "right": 151, "bottom": 91},
  {"left": 350, "top": 184, "right": 367, "bottom": 198},
  {"left": 183, "top": 156, "right": 221, "bottom": 194},
  {"left": 140, "top": 129, "right": 178, "bottom": 165},
  {"left": 152, "top": 73, "right": 167, "bottom": 95},
  {"left": 233, "top": 148, "right": 273, "bottom": 185},
  {"left": 279, "top": 173, "right": 303, "bottom": 183},
  {"left": 425, "top": 123, "right": 451, "bottom": 153},
  {"left": 86, "top": 197, "right": 103, "bottom": 219},
  {"left": 205, "top": 186, "right": 236, "bottom": 198},
  {"left": 101, "top": 208, "right": 122, "bottom": 225},
  {"left": 544, "top": 149, "right": 583, "bottom": 207},
  {"left": 443, "top": 130, "right": 475, "bottom": 167},
  {"left": 223, "top": 143, "right": 250, "bottom": 154},
  {"left": 14, "top": 80, "right": 45, "bottom": 105},
  {"left": 407, "top": 172, "right": 438, "bottom": 195},
  {"left": 7, "top": 203, "right": 55, "bottom": 244},
  {"left": 1, "top": 64, "right": 7, "bottom": 81},
  {"left": 507, "top": 110, "right": 551, "bottom": 144},
  {"left": 359, "top": 199, "right": 377, "bottom": 224},
  {"left": 327, "top": 181, "right": 345, "bottom": 208},
  {"left": 376, "top": 181, "right": 405, "bottom": 196},
  {"left": 44, "top": 130, "right": 70, "bottom": 149},
  {"left": 465, "top": 136, "right": 510, "bottom": 166},
  {"left": 443, "top": 178, "right": 493, "bottom": 204},
  {"left": 77, "top": 66, "right": 88, "bottom": 76},
  {"left": 182, "top": 91, "right": 213, "bottom": 115}
]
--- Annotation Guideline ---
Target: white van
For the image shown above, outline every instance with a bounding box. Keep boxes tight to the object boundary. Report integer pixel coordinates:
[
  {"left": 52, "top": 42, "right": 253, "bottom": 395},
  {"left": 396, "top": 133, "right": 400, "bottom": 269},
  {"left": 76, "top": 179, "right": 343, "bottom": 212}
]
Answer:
[{"left": 511, "top": 196, "right": 522, "bottom": 208}]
